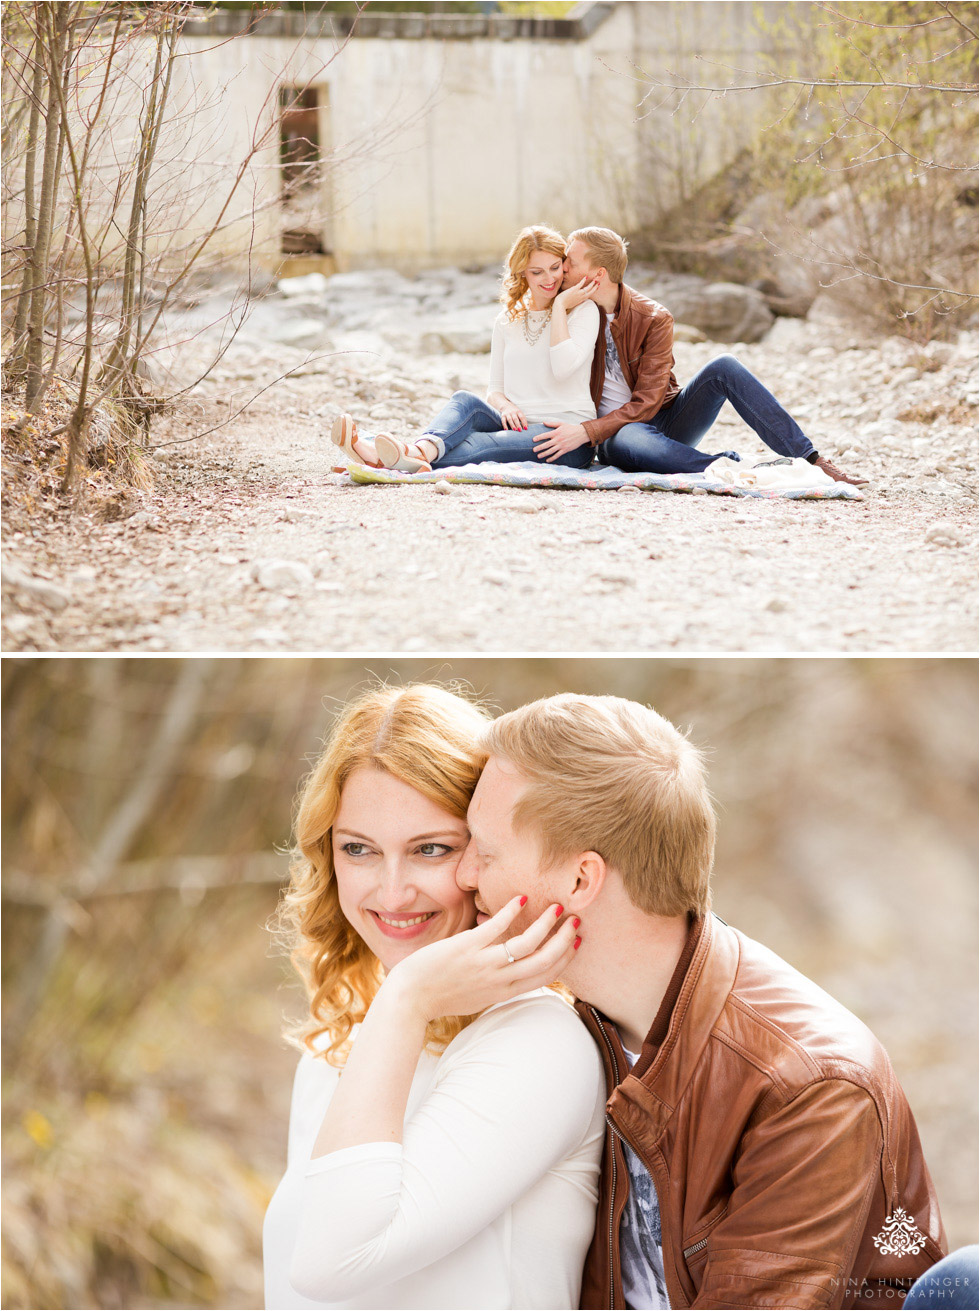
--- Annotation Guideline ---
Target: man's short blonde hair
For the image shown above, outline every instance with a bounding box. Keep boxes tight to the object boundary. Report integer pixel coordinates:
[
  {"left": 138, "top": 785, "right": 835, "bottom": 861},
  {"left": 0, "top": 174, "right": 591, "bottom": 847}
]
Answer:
[
  {"left": 482, "top": 694, "right": 713, "bottom": 917},
  {"left": 567, "top": 226, "right": 629, "bottom": 284}
]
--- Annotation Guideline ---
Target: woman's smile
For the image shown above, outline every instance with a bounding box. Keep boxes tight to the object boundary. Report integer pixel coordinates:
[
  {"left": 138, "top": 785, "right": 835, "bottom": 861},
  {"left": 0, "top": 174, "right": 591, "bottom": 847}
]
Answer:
[{"left": 369, "top": 909, "right": 441, "bottom": 938}]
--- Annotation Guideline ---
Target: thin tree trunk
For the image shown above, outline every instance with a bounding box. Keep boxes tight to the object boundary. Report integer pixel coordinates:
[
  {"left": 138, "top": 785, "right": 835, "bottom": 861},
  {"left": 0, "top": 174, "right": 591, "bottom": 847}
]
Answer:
[
  {"left": 55, "top": 5, "right": 127, "bottom": 487},
  {"left": 104, "top": 8, "right": 179, "bottom": 402},
  {"left": 104, "top": 18, "right": 167, "bottom": 387},
  {"left": 133, "top": 15, "right": 180, "bottom": 398},
  {"left": 16, "top": 10, "right": 77, "bottom": 411},
  {"left": 24, "top": 1, "right": 69, "bottom": 411},
  {"left": 8, "top": 34, "right": 43, "bottom": 372}
]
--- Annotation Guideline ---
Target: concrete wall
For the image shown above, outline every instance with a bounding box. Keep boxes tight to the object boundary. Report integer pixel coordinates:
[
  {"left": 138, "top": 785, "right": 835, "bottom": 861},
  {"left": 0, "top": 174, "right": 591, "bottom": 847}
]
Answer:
[{"left": 159, "top": 1, "right": 640, "bottom": 272}]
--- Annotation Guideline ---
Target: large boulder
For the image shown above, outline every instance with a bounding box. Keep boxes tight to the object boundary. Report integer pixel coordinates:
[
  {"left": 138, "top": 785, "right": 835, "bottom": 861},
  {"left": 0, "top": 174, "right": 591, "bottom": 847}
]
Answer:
[
  {"left": 662, "top": 282, "right": 774, "bottom": 343},
  {"left": 420, "top": 325, "right": 493, "bottom": 354},
  {"left": 266, "top": 318, "right": 332, "bottom": 350},
  {"left": 323, "top": 268, "right": 409, "bottom": 293},
  {"left": 417, "top": 304, "right": 497, "bottom": 354},
  {"left": 628, "top": 269, "right": 707, "bottom": 305},
  {"left": 277, "top": 272, "right": 330, "bottom": 299},
  {"left": 749, "top": 263, "right": 819, "bottom": 320}
]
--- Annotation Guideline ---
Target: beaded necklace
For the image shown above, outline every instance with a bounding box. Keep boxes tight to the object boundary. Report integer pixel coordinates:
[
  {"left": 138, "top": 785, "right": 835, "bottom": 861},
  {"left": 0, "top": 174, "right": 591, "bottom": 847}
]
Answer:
[{"left": 521, "top": 305, "right": 552, "bottom": 347}]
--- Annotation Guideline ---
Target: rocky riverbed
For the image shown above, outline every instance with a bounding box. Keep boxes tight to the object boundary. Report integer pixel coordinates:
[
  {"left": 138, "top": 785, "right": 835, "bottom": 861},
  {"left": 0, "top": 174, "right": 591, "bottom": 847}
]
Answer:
[{"left": 2, "top": 265, "right": 977, "bottom": 652}]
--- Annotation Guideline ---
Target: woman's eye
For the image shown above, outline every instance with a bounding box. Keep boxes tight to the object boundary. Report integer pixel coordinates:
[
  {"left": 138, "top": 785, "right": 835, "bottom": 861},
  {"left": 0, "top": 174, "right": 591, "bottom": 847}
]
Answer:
[
  {"left": 417, "top": 843, "right": 453, "bottom": 857},
  {"left": 341, "top": 842, "right": 370, "bottom": 857}
]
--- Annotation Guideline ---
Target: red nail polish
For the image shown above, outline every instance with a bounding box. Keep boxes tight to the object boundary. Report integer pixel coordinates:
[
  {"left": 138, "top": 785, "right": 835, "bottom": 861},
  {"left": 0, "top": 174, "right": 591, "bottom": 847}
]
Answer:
[
  {"left": 573, "top": 917, "right": 581, "bottom": 929},
  {"left": 573, "top": 936, "right": 582, "bottom": 950},
  {"left": 555, "top": 904, "right": 564, "bottom": 917},
  {"left": 519, "top": 895, "right": 528, "bottom": 907}
]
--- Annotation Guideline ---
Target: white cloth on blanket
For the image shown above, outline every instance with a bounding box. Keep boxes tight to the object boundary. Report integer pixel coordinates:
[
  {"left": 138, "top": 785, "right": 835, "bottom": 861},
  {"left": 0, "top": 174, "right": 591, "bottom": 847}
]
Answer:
[
  {"left": 705, "top": 456, "right": 836, "bottom": 490},
  {"left": 264, "top": 989, "right": 606, "bottom": 1310}
]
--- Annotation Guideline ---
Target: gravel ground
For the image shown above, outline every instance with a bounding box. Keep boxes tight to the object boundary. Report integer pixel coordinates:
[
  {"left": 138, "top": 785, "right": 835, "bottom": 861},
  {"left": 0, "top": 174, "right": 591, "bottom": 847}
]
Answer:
[{"left": 2, "top": 276, "right": 977, "bottom": 653}]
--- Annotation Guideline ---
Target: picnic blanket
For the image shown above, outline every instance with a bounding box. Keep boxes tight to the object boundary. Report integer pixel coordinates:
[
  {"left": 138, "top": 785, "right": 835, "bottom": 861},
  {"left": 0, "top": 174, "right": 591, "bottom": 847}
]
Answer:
[{"left": 347, "top": 458, "right": 865, "bottom": 501}]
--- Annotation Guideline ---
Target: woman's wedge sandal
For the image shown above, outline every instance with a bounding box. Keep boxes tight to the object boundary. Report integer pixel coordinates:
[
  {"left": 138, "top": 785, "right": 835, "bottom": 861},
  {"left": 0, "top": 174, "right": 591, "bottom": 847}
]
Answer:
[
  {"left": 374, "top": 433, "right": 433, "bottom": 474},
  {"left": 331, "top": 413, "right": 382, "bottom": 468}
]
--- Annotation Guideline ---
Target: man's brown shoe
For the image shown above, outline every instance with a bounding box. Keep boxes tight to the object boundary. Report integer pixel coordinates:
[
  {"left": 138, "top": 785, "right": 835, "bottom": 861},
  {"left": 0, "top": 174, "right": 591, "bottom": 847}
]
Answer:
[{"left": 813, "top": 455, "right": 869, "bottom": 487}]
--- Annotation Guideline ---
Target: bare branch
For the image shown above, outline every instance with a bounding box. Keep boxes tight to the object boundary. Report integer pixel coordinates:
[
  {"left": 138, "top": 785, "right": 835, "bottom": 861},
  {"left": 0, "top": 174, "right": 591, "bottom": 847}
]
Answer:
[{"left": 2, "top": 851, "right": 289, "bottom": 906}]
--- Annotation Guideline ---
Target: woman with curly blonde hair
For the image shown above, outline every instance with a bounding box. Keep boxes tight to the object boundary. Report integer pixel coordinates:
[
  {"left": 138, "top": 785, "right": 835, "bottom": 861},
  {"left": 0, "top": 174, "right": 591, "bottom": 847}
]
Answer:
[
  {"left": 330, "top": 224, "right": 601, "bottom": 473},
  {"left": 263, "top": 683, "right": 605, "bottom": 1310}
]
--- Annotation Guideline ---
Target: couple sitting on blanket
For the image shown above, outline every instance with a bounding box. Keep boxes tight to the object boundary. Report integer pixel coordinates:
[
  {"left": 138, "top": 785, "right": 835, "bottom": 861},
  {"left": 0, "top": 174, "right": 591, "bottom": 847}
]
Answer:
[{"left": 331, "top": 224, "right": 869, "bottom": 488}]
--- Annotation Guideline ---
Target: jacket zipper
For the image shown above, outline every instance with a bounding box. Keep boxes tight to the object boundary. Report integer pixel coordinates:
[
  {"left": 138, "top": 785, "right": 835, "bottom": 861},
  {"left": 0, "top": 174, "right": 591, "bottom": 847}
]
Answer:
[
  {"left": 607, "top": 1125, "right": 618, "bottom": 1309},
  {"left": 609, "top": 1110, "right": 711, "bottom": 1286},
  {"left": 590, "top": 1008, "right": 627, "bottom": 1311}
]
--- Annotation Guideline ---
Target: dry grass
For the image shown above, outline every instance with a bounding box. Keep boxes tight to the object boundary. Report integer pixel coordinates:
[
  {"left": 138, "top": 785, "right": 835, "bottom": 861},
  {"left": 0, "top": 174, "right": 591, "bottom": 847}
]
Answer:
[
  {"left": 1, "top": 887, "right": 299, "bottom": 1311},
  {"left": 1, "top": 381, "right": 156, "bottom": 527}
]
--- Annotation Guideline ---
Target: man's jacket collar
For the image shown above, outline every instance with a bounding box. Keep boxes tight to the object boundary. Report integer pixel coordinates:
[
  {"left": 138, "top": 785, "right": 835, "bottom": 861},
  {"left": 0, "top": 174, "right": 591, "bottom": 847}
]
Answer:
[{"left": 578, "top": 913, "right": 737, "bottom": 1139}]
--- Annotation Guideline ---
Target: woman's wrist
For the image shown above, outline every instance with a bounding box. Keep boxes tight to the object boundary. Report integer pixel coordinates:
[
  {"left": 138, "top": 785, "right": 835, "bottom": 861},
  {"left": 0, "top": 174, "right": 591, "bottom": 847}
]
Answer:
[{"left": 377, "top": 969, "right": 433, "bottom": 1029}]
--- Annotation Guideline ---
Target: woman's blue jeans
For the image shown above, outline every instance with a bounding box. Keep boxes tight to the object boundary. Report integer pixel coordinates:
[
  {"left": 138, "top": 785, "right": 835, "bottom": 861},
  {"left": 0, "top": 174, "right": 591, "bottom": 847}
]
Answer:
[
  {"left": 423, "top": 391, "right": 594, "bottom": 470},
  {"left": 596, "top": 353, "right": 816, "bottom": 475}
]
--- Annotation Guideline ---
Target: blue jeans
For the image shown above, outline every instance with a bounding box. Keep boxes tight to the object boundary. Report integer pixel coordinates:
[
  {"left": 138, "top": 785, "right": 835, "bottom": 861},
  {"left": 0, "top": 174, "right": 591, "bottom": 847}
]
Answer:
[
  {"left": 423, "top": 391, "right": 594, "bottom": 470},
  {"left": 904, "top": 1246, "right": 979, "bottom": 1308},
  {"left": 596, "top": 353, "right": 816, "bottom": 475}
]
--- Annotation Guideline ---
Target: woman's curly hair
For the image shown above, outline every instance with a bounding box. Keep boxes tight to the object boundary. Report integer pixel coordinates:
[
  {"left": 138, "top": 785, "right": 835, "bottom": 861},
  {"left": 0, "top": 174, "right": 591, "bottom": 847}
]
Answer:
[
  {"left": 277, "top": 683, "right": 491, "bottom": 1066},
  {"left": 500, "top": 224, "right": 567, "bottom": 321}
]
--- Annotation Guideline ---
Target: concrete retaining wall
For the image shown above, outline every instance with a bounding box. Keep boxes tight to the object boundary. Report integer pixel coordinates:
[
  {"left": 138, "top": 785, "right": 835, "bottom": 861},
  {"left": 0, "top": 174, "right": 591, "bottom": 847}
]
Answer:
[{"left": 3, "top": 2, "right": 801, "bottom": 275}]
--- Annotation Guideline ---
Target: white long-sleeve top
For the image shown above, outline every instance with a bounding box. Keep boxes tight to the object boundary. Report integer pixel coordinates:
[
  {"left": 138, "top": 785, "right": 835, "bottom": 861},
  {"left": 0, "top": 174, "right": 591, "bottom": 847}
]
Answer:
[
  {"left": 488, "top": 300, "right": 599, "bottom": 424},
  {"left": 263, "top": 989, "right": 606, "bottom": 1310}
]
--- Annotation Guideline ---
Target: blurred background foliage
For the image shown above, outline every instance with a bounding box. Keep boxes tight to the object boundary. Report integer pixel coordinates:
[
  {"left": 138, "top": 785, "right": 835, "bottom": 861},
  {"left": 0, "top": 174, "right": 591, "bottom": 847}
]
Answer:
[{"left": 2, "top": 657, "right": 977, "bottom": 1309}]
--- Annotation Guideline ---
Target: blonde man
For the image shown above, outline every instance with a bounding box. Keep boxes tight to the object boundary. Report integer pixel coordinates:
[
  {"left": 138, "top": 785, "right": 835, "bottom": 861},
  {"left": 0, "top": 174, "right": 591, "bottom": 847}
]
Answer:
[
  {"left": 531, "top": 226, "right": 868, "bottom": 485},
  {"left": 456, "top": 692, "right": 944, "bottom": 1309}
]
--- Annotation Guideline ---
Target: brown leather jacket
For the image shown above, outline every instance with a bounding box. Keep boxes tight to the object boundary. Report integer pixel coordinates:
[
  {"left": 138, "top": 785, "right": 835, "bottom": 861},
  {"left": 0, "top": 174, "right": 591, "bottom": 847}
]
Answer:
[
  {"left": 583, "top": 283, "right": 680, "bottom": 447},
  {"left": 576, "top": 914, "right": 946, "bottom": 1309}
]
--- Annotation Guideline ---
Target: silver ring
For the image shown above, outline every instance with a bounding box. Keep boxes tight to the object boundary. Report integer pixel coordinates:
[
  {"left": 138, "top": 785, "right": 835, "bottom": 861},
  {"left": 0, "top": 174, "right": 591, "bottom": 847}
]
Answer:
[{"left": 502, "top": 941, "right": 517, "bottom": 965}]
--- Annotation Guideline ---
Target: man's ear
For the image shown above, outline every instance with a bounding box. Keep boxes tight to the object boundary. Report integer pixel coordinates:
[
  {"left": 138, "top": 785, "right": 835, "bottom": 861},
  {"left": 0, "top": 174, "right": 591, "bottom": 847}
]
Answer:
[
  {"left": 566, "top": 851, "right": 608, "bottom": 910},
  {"left": 592, "top": 267, "right": 608, "bottom": 287}
]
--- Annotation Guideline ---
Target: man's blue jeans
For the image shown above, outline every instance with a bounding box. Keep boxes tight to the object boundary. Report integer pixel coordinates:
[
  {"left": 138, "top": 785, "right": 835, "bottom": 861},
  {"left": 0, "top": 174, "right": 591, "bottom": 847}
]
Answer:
[
  {"left": 423, "top": 391, "right": 594, "bottom": 470},
  {"left": 596, "top": 353, "right": 816, "bottom": 475},
  {"left": 903, "top": 1246, "right": 979, "bottom": 1308}
]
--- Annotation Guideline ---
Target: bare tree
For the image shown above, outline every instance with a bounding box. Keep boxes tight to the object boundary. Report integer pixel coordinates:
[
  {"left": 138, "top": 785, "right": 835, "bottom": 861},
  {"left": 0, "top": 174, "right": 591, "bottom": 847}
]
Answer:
[{"left": 1, "top": 1, "right": 367, "bottom": 492}]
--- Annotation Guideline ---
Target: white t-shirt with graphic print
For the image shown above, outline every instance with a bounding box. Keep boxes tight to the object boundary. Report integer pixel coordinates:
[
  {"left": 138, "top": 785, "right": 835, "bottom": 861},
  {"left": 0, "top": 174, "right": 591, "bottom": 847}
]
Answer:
[{"left": 598, "top": 312, "right": 633, "bottom": 417}]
